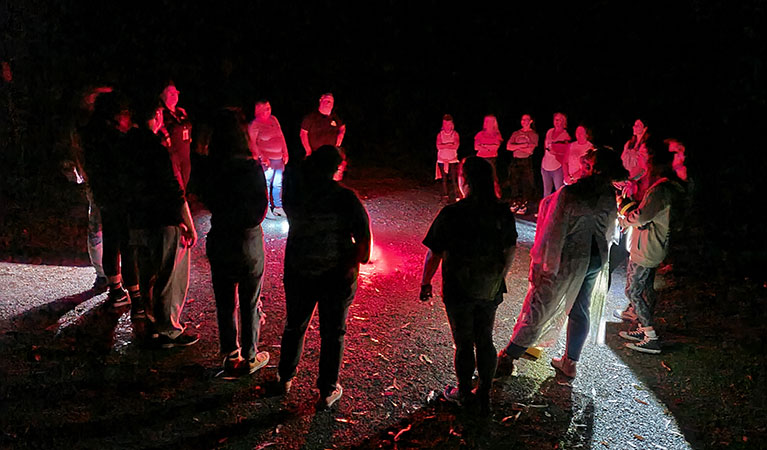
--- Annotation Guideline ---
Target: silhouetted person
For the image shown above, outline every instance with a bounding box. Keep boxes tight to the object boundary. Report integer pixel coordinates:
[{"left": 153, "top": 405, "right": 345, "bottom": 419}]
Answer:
[
  {"left": 277, "top": 145, "right": 371, "bottom": 410},
  {"left": 203, "top": 107, "right": 270, "bottom": 376},
  {"left": 80, "top": 91, "right": 139, "bottom": 308},
  {"left": 126, "top": 101, "right": 198, "bottom": 347},
  {"left": 420, "top": 156, "right": 518, "bottom": 414},
  {"left": 160, "top": 82, "right": 193, "bottom": 190}
]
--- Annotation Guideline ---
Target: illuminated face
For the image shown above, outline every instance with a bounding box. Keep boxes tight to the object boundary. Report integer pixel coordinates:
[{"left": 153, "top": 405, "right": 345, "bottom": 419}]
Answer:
[
  {"left": 575, "top": 126, "right": 587, "bottom": 143},
  {"left": 442, "top": 119, "right": 454, "bottom": 132},
  {"left": 319, "top": 95, "right": 334, "bottom": 115},
  {"left": 520, "top": 114, "right": 533, "bottom": 130},
  {"left": 255, "top": 102, "right": 271, "bottom": 120},
  {"left": 553, "top": 113, "right": 566, "bottom": 130},
  {"left": 633, "top": 119, "right": 646, "bottom": 137},
  {"left": 161, "top": 85, "right": 180, "bottom": 110},
  {"left": 579, "top": 153, "right": 595, "bottom": 177}
]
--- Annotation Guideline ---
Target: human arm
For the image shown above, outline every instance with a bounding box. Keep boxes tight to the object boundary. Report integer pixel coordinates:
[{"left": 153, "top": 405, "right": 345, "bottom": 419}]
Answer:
[
  {"left": 274, "top": 117, "right": 289, "bottom": 164},
  {"left": 179, "top": 201, "right": 198, "bottom": 247},
  {"left": 618, "top": 185, "right": 668, "bottom": 229},
  {"left": 336, "top": 124, "right": 346, "bottom": 147},
  {"left": 247, "top": 121, "right": 262, "bottom": 162},
  {"left": 350, "top": 194, "right": 372, "bottom": 264},
  {"left": 300, "top": 129, "right": 311, "bottom": 156},
  {"left": 419, "top": 249, "right": 443, "bottom": 301}
]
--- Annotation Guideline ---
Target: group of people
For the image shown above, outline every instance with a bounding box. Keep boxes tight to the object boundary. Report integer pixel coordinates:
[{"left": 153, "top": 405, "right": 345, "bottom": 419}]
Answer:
[
  {"left": 71, "top": 82, "right": 688, "bottom": 414},
  {"left": 72, "top": 84, "right": 362, "bottom": 410},
  {"left": 428, "top": 113, "right": 689, "bottom": 413}
]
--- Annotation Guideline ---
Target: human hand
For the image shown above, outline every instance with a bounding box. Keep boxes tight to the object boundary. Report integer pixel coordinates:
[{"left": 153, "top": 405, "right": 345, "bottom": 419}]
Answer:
[
  {"left": 179, "top": 223, "right": 198, "bottom": 248},
  {"left": 419, "top": 284, "right": 433, "bottom": 302}
]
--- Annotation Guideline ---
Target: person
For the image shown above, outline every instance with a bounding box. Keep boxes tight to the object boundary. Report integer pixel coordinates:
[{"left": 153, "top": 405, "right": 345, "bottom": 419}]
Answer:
[
  {"left": 420, "top": 156, "right": 518, "bottom": 413},
  {"left": 126, "top": 101, "right": 199, "bottom": 347},
  {"left": 474, "top": 114, "right": 503, "bottom": 180},
  {"left": 617, "top": 137, "right": 686, "bottom": 354},
  {"left": 541, "top": 112, "right": 571, "bottom": 197},
  {"left": 65, "top": 85, "right": 113, "bottom": 290},
  {"left": 496, "top": 148, "right": 629, "bottom": 380},
  {"left": 160, "top": 82, "right": 193, "bottom": 190},
  {"left": 204, "top": 107, "right": 270, "bottom": 376},
  {"left": 248, "top": 100, "right": 289, "bottom": 217},
  {"left": 435, "top": 114, "right": 460, "bottom": 202},
  {"left": 622, "top": 119, "right": 649, "bottom": 182},
  {"left": 277, "top": 145, "right": 371, "bottom": 410},
  {"left": 563, "top": 125, "right": 594, "bottom": 185},
  {"left": 506, "top": 114, "right": 539, "bottom": 215},
  {"left": 299, "top": 93, "right": 346, "bottom": 157},
  {"left": 666, "top": 138, "right": 688, "bottom": 182},
  {"left": 81, "top": 92, "right": 140, "bottom": 309}
]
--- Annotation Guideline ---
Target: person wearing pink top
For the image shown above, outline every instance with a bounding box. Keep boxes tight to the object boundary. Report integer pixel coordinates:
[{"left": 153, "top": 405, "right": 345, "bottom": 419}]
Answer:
[
  {"left": 435, "top": 114, "right": 461, "bottom": 202},
  {"left": 542, "top": 112, "right": 571, "bottom": 197},
  {"left": 563, "top": 125, "right": 594, "bottom": 185},
  {"left": 474, "top": 114, "right": 503, "bottom": 181},
  {"left": 248, "top": 100, "right": 289, "bottom": 217}
]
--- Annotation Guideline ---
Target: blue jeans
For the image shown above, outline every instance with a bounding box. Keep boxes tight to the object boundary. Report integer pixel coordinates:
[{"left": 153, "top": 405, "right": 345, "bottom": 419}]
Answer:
[
  {"left": 207, "top": 226, "right": 265, "bottom": 359},
  {"left": 565, "top": 246, "right": 603, "bottom": 361},
  {"left": 265, "top": 159, "right": 284, "bottom": 209},
  {"left": 541, "top": 167, "right": 564, "bottom": 197}
]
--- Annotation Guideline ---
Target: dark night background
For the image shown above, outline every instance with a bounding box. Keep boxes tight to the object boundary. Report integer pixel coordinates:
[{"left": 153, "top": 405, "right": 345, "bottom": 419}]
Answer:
[{"left": 1, "top": 1, "right": 765, "bottom": 280}]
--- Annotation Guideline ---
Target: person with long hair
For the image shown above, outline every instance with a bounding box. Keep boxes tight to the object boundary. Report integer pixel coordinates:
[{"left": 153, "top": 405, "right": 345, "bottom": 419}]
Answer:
[
  {"left": 622, "top": 118, "right": 649, "bottom": 182},
  {"left": 420, "top": 156, "right": 518, "bottom": 413},
  {"left": 617, "top": 137, "right": 686, "bottom": 354},
  {"left": 506, "top": 114, "right": 539, "bottom": 215},
  {"left": 204, "top": 107, "right": 271, "bottom": 376},
  {"left": 474, "top": 115, "right": 503, "bottom": 180},
  {"left": 541, "top": 112, "right": 571, "bottom": 197},
  {"left": 496, "top": 148, "right": 628, "bottom": 381}
]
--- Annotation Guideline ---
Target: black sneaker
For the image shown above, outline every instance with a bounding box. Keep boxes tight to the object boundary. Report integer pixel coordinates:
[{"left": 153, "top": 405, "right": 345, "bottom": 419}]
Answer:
[
  {"left": 626, "top": 336, "right": 661, "bottom": 354},
  {"left": 243, "top": 351, "right": 270, "bottom": 375},
  {"left": 619, "top": 326, "right": 646, "bottom": 342},
  {"left": 92, "top": 276, "right": 109, "bottom": 292},
  {"left": 157, "top": 329, "right": 199, "bottom": 349},
  {"left": 107, "top": 287, "right": 130, "bottom": 308}
]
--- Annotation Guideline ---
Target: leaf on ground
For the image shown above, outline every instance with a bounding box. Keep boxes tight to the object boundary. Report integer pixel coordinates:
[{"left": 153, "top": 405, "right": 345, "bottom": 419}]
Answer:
[
  {"left": 335, "top": 418, "right": 358, "bottom": 424},
  {"left": 393, "top": 424, "right": 412, "bottom": 442},
  {"left": 352, "top": 315, "right": 369, "bottom": 321},
  {"left": 419, "top": 354, "right": 433, "bottom": 364},
  {"left": 661, "top": 361, "right": 672, "bottom": 372},
  {"left": 633, "top": 434, "right": 645, "bottom": 440},
  {"left": 254, "top": 443, "right": 276, "bottom": 450},
  {"left": 400, "top": 322, "right": 411, "bottom": 329},
  {"left": 377, "top": 353, "right": 390, "bottom": 362},
  {"left": 634, "top": 398, "right": 649, "bottom": 406}
]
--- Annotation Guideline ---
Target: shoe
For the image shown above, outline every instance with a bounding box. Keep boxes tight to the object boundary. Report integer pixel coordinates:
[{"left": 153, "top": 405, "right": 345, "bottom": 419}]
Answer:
[
  {"left": 510, "top": 203, "right": 519, "bottom": 212},
  {"left": 157, "top": 329, "right": 200, "bottom": 348},
  {"left": 494, "top": 350, "right": 517, "bottom": 379},
  {"left": 272, "top": 207, "right": 285, "bottom": 217},
  {"left": 443, "top": 385, "right": 473, "bottom": 406},
  {"left": 626, "top": 335, "right": 662, "bottom": 354},
  {"left": 516, "top": 204, "right": 528, "bottom": 215},
  {"left": 619, "top": 326, "right": 646, "bottom": 342},
  {"left": 550, "top": 356, "right": 577, "bottom": 378},
  {"left": 222, "top": 350, "right": 242, "bottom": 375},
  {"left": 614, "top": 305, "right": 638, "bottom": 321},
  {"left": 276, "top": 374, "right": 293, "bottom": 394},
  {"left": 317, "top": 384, "right": 343, "bottom": 410},
  {"left": 107, "top": 286, "right": 130, "bottom": 308},
  {"left": 92, "top": 276, "right": 108, "bottom": 292},
  {"left": 243, "top": 351, "right": 270, "bottom": 375}
]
